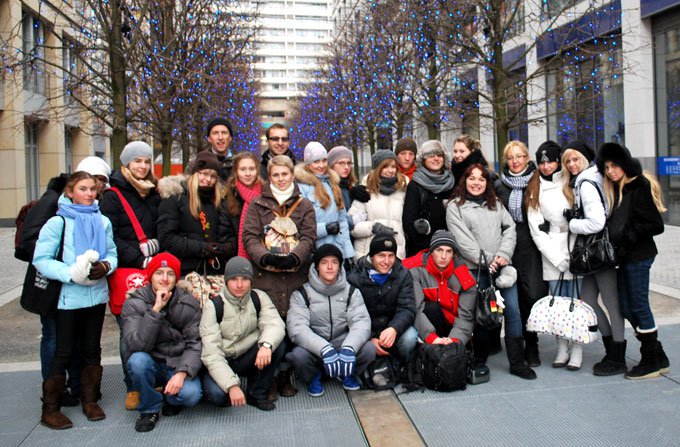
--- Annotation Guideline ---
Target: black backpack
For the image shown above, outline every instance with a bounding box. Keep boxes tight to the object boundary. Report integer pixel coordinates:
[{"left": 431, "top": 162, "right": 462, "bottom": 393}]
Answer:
[
  {"left": 406, "top": 343, "right": 469, "bottom": 392},
  {"left": 210, "top": 291, "right": 261, "bottom": 323}
]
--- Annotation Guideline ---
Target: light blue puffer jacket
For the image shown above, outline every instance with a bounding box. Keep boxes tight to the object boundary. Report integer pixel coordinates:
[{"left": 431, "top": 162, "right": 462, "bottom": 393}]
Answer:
[{"left": 33, "top": 194, "right": 118, "bottom": 310}]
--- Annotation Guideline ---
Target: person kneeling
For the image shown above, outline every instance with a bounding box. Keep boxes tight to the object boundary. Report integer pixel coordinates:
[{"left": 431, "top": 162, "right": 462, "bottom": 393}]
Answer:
[
  {"left": 200, "top": 257, "right": 286, "bottom": 411},
  {"left": 287, "top": 244, "right": 376, "bottom": 396},
  {"left": 122, "top": 253, "right": 203, "bottom": 433}
]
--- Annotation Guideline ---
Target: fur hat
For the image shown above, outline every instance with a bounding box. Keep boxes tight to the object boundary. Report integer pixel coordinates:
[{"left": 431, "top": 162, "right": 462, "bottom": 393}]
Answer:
[
  {"left": 224, "top": 256, "right": 253, "bottom": 282},
  {"left": 494, "top": 265, "right": 518, "bottom": 289},
  {"left": 429, "top": 230, "right": 456, "bottom": 251},
  {"left": 327, "top": 146, "right": 353, "bottom": 167},
  {"left": 369, "top": 233, "right": 398, "bottom": 257},
  {"left": 596, "top": 142, "right": 642, "bottom": 177},
  {"left": 395, "top": 137, "right": 417, "bottom": 155},
  {"left": 76, "top": 156, "right": 111, "bottom": 182},
  {"left": 372, "top": 149, "right": 397, "bottom": 169},
  {"left": 206, "top": 117, "right": 234, "bottom": 138},
  {"left": 303, "top": 141, "right": 328, "bottom": 165},
  {"left": 145, "top": 252, "right": 181, "bottom": 282},
  {"left": 416, "top": 140, "right": 450, "bottom": 168},
  {"left": 191, "top": 151, "right": 222, "bottom": 175},
  {"left": 535, "top": 141, "right": 562, "bottom": 165},
  {"left": 120, "top": 141, "right": 153, "bottom": 167},
  {"left": 565, "top": 140, "right": 595, "bottom": 163},
  {"left": 313, "top": 244, "right": 344, "bottom": 269}
]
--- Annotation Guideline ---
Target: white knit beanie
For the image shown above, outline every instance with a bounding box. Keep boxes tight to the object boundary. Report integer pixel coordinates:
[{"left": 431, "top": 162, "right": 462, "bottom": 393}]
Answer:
[
  {"left": 303, "top": 141, "right": 328, "bottom": 165},
  {"left": 76, "top": 156, "right": 112, "bottom": 182}
]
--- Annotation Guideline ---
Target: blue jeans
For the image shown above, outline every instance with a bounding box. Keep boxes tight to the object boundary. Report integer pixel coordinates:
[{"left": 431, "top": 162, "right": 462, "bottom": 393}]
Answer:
[
  {"left": 40, "top": 314, "right": 81, "bottom": 393},
  {"left": 548, "top": 278, "right": 583, "bottom": 299},
  {"left": 395, "top": 326, "right": 418, "bottom": 362},
  {"left": 478, "top": 273, "right": 522, "bottom": 338},
  {"left": 127, "top": 352, "right": 202, "bottom": 414},
  {"left": 114, "top": 314, "right": 133, "bottom": 392},
  {"left": 618, "top": 257, "right": 656, "bottom": 331}
]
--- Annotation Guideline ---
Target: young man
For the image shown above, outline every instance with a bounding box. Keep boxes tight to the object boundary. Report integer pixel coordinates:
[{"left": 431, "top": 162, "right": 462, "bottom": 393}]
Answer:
[
  {"left": 394, "top": 137, "right": 417, "bottom": 180},
  {"left": 185, "top": 117, "right": 235, "bottom": 180},
  {"left": 260, "top": 124, "right": 298, "bottom": 179},
  {"left": 122, "top": 253, "right": 202, "bottom": 432},
  {"left": 402, "top": 230, "right": 477, "bottom": 346},
  {"left": 200, "top": 257, "right": 286, "bottom": 411},
  {"left": 346, "top": 234, "right": 417, "bottom": 363},
  {"left": 286, "top": 244, "right": 376, "bottom": 396}
]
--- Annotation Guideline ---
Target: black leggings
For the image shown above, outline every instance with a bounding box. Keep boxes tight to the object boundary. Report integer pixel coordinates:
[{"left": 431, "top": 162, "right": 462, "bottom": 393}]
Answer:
[{"left": 48, "top": 304, "right": 106, "bottom": 378}]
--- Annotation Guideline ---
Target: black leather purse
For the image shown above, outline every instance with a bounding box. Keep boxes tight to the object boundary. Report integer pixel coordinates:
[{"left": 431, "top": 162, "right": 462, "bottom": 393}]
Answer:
[{"left": 475, "top": 252, "right": 503, "bottom": 329}]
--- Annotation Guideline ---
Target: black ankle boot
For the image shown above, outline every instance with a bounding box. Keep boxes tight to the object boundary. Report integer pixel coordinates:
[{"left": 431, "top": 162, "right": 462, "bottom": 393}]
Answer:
[
  {"left": 593, "top": 340, "right": 627, "bottom": 376},
  {"left": 505, "top": 337, "right": 537, "bottom": 380},
  {"left": 626, "top": 332, "right": 660, "bottom": 380}
]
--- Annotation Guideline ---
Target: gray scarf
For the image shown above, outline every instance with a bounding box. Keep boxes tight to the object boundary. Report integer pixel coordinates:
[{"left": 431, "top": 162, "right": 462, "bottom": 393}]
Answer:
[{"left": 412, "top": 167, "right": 455, "bottom": 194}]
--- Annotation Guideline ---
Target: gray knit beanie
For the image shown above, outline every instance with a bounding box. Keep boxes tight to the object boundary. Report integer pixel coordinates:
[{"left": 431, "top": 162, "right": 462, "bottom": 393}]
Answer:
[
  {"left": 120, "top": 141, "right": 153, "bottom": 167},
  {"left": 224, "top": 256, "right": 254, "bottom": 282},
  {"left": 327, "top": 146, "right": 353, "bottom": 167},
  {"left": 372, "top": 149, "right": 398, "bottom": 169}
]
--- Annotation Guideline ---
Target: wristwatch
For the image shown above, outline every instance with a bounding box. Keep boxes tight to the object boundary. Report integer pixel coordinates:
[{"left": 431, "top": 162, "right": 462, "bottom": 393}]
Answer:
[{"left": 261, "top": 342, "right": 272, "bottom": 350}]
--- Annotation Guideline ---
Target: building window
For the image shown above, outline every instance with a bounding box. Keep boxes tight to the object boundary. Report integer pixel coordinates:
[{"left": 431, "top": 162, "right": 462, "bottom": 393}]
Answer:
[
  {"left": 63, "top": 38, "right": 77, "bottom": 102},
  {"left": 22, "top": 11, "right": 46, "bottom": 95},
  {"left": 506, "top": 70, "right": 528, "bottom": 143},
  {"left": 546, "top": 38, "right": 624, "bottom": 150},
  {"left": 25, "top": 122, "right": 40, "bottom": 201},
  {"left": 542, "top": 0, "right": 581, "bottom": 18}
]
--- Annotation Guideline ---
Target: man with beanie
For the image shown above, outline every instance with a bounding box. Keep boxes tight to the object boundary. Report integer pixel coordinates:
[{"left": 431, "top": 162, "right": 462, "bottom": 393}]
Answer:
[
  {"left": 402, "top": 230, "right": 476, "bottom": 346},
  {"left": 347, "top": 234, "right": 417, "bottom": 364},
  {"left": 200, "top": 256, "right": 285, "bottom": 411},
  {"left": 260, "top": 123, "right": 297, "bottom": 179},
  {"left": 122, "top": 253, "right": 203, "bottom": 432},
  {"left": 185, "top": 117, "right": 235, "bottom": 180},
  {"left": 287, "top": 244, "right": 375, "bottom": 396},
  {"left": 395, "top": 137, "right": 417, "bottom": 180}
]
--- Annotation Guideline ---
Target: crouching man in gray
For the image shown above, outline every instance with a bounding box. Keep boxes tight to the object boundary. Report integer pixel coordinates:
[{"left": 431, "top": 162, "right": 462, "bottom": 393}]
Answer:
[{"left": 286, "top": 244, "right": 376, "bottom": 396}]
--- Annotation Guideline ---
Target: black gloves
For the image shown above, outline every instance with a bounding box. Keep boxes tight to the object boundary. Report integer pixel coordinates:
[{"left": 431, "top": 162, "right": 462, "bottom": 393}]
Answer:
[
  {"left": 202, "top": 243, "right": 224, "bottom": 258},
  {"left": 343, "top": 258, "right": 355, "bottom": 273},
  {"left": 88, "top": 261, "right": 111, "bottom": 280},
  {"left": 349, "top": 185, "right": 370, "bottom": 203},
  {"left": 563, "top": 207, "right": 583, "bottom": 222},
  {"left": 372, "top": 222, "right": 396, "bottom": 235},
  {"left": 264, "top": 254, "right": 298, "bottom": 270},
  {"left": 413, "top": 218, "right": 431, "bottom": 236},
  {"left": 538, "top": 220, "right": 550, "bottom": 234},
  {"left": 326, "top": 222, "right": 340, "bottom": 235}
]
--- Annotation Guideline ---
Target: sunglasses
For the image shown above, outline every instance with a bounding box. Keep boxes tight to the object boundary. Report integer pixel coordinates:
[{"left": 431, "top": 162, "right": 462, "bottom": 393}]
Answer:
[{"left": 268, "top": 137, "right": 289, "bottom": 142}]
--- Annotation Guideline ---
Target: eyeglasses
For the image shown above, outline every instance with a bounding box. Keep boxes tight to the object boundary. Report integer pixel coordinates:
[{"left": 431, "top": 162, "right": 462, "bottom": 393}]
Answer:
[
  {"left": 506, "top": 155, "right": 528, "bottom": 162},
  {"left": 335, "top": 161, "right": 353, "bottom": 167},
  {"left": 197, "top": 170, "right": 218, "bottom": 180},
  {"left": 268, "top": 136, "right": 289, "bottom": 142}
]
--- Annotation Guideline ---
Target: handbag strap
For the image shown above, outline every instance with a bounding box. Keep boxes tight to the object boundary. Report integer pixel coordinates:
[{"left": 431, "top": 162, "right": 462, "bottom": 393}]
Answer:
[
  {"left": 110, "top": 187, "right": 148, "bottom": 243},
  {"left": 56, "top": 216, "right": 66, "bottom": 262},
  {"left": 476, "top": 251, "right": 494, "bottom": 285}
]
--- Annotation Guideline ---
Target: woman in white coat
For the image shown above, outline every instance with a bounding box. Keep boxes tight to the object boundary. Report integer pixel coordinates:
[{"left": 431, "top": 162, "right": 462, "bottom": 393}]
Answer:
[
  {"left": 348, "top": 150, "right": 408, "bottom": 259},
  {"left": 526, "top": 141, "right": 581, "bottom": 369}
]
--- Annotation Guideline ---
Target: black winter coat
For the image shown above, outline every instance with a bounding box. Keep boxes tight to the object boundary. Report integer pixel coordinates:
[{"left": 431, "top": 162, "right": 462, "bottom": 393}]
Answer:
[
  {"left": 451, "top": 150, "right": 496, "bottom": 187},
  {"left": 402, "top": 181, "right": 453, "bottom": 256},
  {"left": 495, "top": 169, "right": 548, "bottom": 306},
  {"left": 607, "top": 175, "right": 664, "bottom": 263},
  {"left": 16, "top": 174, "right": 68, "bottom": 262},
  {"left": 99, "top": 170, "right": 161, "bottom": 269},
  {"left": 157, "top": 186, "right": 234, "bottom": 275},
  {"left": 346, "top": 257, "right": 416, "bottom": 339}
]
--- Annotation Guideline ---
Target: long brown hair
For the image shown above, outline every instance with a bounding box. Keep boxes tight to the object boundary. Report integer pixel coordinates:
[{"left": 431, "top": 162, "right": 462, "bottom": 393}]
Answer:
[
  {"left": 525, "top": 172, "right": 541, "bottom": 210},
  {"left": 225, "top": 152, "right": 263, "bottom": 216},
  {"left": 451, "top": 164, "right": 498, "bottom": 210},
  {"left": 366, "top": 159, "right": 408, "bottom": 195},
  {"left": 65, "top": 171, "right": 96, "bottom": 195}
]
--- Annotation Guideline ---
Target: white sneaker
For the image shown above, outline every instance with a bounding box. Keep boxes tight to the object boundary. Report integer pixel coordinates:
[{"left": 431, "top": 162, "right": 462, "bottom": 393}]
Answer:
[
  {"left": 553, "top": 337, "right": 570, "bottom": 368},
  {"left": 567, "top": 343, "right": 583, "bottom": 371}
]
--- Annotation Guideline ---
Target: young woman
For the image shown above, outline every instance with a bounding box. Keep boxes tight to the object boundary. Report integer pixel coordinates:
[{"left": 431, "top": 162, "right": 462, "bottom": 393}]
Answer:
[
  {"left": 295, "top": 142, "right": 355, "bottom": 261},
  {"left": 494, "top": 141, "right": 547, "bottom": 368},
  {"left": 526, "top": 141, "right": 580, "bottom": 368},
  {"left": 327, "top": 145, "right": 357, "bottom": 211},
  {"left": 348, "top": 150, "right": 408, "bottom": 259},
  {"left": 242, "top": 154, "right": 317, "bottom": 398},
  {"left": 403, "top": 140, "right": 456, "bottom": 256},
  {"left": 451, "top": 134, "right": 495, "bottom": 186},
  {"left": 220, "top": 152, "right": 264, "bottom": 260},
  {"left": 597, "top": 142, "right": 670, "bottom": 379},
  {"left": 446, "top": 164, "right": 536, "bottom": 380},
  {"left": 100, "top": 141, "right": 161, "bottom": 410},
  {"left": 33, "top": 171, "right": 118, "bottom": 429},
  {"left": 562, "top": 140, "right": 626, "bottom": 374},
  {"left": 157, "top": 151, "right": 234, "bottom": 276}
]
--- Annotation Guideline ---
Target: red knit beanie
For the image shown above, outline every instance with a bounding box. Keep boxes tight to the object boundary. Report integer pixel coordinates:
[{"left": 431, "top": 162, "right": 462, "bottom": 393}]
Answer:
[{"left": 145, "top": 252, "right": 181, "bottom": 281}]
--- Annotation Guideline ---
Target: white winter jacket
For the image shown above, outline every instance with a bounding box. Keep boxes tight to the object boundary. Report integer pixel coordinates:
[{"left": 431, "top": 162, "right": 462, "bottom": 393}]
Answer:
[
  {"left": 527, "top": 171, "right": 574, "bottom": 281},
  {"left": 348, "top": 189, "right": 407, "bottom": 259},
  {"left": 569, "top": 165, "right": 607, "bottom": 236}
]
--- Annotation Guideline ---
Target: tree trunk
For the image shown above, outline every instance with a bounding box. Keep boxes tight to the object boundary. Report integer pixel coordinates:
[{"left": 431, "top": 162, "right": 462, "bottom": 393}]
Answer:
[{"left": 109, "top": 1, "right": 127, "bottom": 168}]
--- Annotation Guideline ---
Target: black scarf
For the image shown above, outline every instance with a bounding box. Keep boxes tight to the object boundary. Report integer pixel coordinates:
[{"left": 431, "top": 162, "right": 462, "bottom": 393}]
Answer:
[
  {"left": 451, "top": 150, "right": 489, "bottom": 186},
  {"left": 465, "top": 193, "right": 485, "bottom": 205},
  {"left": 198, "top": 186, "right": 215, "bottom": 203},
  {"left": 379, "top": 176, "right": 398, "bottom": 196}
]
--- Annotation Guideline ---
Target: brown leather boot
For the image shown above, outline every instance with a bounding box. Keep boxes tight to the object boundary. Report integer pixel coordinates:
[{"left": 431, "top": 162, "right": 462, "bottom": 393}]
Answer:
[
  {"left": 277, "top": 369, "right": 298, "bottom": 397},
  {"left": 267, "top": 377, "right": 278, "bottom": 402},
  {"left": 81, "top": 365, "right": 106, "bottom": 421},
  {"left": 41, "top": 375, "right": 73, "bottom": 430}
]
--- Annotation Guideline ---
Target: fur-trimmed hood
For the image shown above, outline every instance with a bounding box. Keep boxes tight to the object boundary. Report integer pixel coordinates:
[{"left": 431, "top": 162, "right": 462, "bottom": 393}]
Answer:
[
  {"left": 157, "top": 174, "right": 186, "bottom": 199},
  {"left": 293, "top": 163, "right": 341, "bottom": 187}
]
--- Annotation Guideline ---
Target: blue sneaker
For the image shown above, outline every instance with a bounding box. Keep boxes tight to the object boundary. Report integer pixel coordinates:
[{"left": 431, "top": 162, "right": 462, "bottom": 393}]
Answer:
[
  {"left": 342, "top": 375, "right": 361, "bottom": 391},
  {"left": 307, "top": 372, "right": 324, "bottom": 397}
]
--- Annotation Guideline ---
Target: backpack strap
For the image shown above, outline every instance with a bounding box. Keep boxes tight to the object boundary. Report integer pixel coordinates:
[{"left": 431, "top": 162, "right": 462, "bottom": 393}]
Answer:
[
  {"left": 211, "top": 290, "right": 261, "bottom": 324},
  {"left": 283, "top": 197, "right": 303, "bottom": 217},
  {"left": 579, "top": 179, "right": 605, "bottom": 208},
  {"left": 56, "top": 216, "right": 66, "bottom": 262},
  {"left": 251, "top": 290, "right": 261, "bottom": 317},
  {"left": 296, "top": 286, "right": 310, "bottom": 307},
  {"left": 109, "top": 187, "right": 148, "bottom": 243},
  {"left": 347, "top": 285, "right": 355, "bottom": 310}
]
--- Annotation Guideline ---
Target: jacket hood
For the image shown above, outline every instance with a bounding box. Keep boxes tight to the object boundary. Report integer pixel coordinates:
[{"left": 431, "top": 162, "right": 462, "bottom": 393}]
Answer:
[
  {"left": 574, "top": 165, "right": 603, "bottom": 188},
  {"left": 157, "top": 174, "right": 186, "bottom": 199},
  {"left": 308, "top": 261, "right": 347, "bottom": 296},
  {"left": 47, "top": 174, "right": 69, "bottom": 194},
  {"left": 294, "top": 163, "right": 341, "bottom": 187}
]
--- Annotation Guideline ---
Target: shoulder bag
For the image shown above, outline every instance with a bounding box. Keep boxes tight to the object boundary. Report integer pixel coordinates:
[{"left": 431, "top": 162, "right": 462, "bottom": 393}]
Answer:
[{"left": 475, "top": 252, "right": 503, "bottom": 329}]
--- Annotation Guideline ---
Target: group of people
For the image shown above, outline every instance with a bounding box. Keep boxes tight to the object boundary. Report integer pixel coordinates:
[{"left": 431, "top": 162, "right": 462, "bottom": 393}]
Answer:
[{"left": 21, "top": 117, "right": 670, "bottom": 434}]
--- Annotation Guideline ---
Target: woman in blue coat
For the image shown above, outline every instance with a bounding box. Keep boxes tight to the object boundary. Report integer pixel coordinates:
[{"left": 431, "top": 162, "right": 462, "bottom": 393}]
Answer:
[{"left": 33, "top": 171, "right": 118, "bottom": 430}]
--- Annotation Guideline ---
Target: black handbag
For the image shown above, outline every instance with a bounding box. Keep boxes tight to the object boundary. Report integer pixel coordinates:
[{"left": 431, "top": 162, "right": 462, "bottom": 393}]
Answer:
[
  {"left": 475, "top": 252, "right": 503, "bottom": 329},
  {"left": 20, "top": 217, "right": 65, "bottom": 317}
]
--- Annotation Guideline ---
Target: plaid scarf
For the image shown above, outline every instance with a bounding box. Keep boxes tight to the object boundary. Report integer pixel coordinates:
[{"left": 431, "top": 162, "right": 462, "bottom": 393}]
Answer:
[{"left": 500, "top": 163, "right": 535, "bottom": 223}]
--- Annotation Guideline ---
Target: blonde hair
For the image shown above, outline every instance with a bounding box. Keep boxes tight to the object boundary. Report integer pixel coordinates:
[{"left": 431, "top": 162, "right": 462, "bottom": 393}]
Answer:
[
  {"left": 187, "top": 170, "right": 226, "bottom": 220},
  {"left": 304, "top": 164, "right": 344, "bottom": 210},
  {"left": 267, "top": 154, "right": 294, "bottom": 176},
  {"left": 366, "top": 159, "right": 408, "bottom": 195},
  {"left": 603, "top": 170, "right": 667, "bottom": 216},
  {"left": 560, "top": 149, "right": 589, "bottom": 207},
  {"left": 502, "top": 140, "right": 529, "bottom": 160},
  {"left": 225, "top": 152, "right": 263, "bottom": 216}
]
